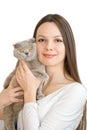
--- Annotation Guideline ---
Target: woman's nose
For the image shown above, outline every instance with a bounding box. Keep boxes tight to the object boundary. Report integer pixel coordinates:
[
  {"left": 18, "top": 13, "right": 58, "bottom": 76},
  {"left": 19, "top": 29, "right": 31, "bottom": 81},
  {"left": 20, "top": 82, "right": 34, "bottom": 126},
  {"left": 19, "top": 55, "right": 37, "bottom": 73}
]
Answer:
[{"left": 45, "top": 42, "right": 54, "bottom": 51}]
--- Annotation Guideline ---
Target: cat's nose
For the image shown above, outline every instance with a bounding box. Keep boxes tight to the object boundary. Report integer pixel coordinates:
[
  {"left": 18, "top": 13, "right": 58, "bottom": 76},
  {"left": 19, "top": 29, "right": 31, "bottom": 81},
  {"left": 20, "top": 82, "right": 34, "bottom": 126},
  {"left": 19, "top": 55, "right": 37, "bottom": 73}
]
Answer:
[{"left": 25, "top": 52, "right": 29, "bottom": 55}]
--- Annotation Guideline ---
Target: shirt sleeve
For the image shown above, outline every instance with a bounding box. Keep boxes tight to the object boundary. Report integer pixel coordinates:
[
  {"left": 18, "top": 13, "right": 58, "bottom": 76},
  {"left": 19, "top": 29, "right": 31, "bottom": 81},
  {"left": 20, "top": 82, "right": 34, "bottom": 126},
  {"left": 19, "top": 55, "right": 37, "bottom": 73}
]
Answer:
[
  {"left": 0, "top": 120, "right": 4, "bottom": 130},
  {"left": 18, "top": 84, "right": 87, "bottom": 130}
]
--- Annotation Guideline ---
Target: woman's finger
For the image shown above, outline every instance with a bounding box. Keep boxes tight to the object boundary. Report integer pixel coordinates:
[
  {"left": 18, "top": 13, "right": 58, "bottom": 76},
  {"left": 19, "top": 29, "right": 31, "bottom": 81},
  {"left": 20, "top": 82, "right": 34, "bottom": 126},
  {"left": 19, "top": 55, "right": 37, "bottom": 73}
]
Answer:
[
  {"left": 19, "top": 60, "right": 33, "bottom": 76},
  {"left": 11, "top": 97, "right": 23, "bottom": 103},
  {"left": 20, "top": 60, "right": 28, "bottom": 71},
  {"left": 13, "top": 87, "right": 23, "bottom": 92},
  {"left": 9, "top": 90, "right": 24, "bottom": 103},
  {"left": 14, "top": 91, "right": 24, "bottom": 97}
]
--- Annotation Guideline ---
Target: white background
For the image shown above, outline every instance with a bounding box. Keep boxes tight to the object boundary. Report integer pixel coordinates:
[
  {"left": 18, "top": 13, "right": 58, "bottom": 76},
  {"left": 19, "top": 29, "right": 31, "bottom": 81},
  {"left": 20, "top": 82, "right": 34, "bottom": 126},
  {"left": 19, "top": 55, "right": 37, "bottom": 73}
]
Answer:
[{"left": 0, "top": 0, "right": 87, "bottom": 91}]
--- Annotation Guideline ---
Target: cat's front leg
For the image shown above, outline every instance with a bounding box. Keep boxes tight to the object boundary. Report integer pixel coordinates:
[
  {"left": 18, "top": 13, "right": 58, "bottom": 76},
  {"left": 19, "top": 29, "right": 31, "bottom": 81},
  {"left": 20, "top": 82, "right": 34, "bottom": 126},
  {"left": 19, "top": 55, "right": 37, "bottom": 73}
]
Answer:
[
  {"left": 3, "top": 105, "right": 16, "bottom": 130},
  {"left": 2, "top": 126, "right": 7, "bottom": 130},
  {"left": 3, "top": 123, "right": 16, "bottom": 130}
]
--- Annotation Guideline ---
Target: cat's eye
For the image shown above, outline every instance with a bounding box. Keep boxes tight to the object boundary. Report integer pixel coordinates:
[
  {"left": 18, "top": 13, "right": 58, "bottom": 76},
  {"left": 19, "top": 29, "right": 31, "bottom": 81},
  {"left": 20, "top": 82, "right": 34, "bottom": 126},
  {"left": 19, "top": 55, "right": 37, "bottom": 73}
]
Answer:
[
  {"left": 29, "top": 47, "right": 33, "bottom": 50},
  {"left": 18, "top": 49, "right": 24, "bottom": 53}
]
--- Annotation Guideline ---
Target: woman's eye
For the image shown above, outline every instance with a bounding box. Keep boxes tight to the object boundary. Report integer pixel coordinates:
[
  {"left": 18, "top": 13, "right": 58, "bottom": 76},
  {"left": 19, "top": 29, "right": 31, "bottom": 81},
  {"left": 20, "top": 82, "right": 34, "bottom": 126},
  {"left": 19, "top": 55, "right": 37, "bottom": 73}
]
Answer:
[
  {"left": 56, "top": 39, "right": 63, "bottom": 43},
  {"left": 37, "top": 39, "right": 45, "bottom": 43}
]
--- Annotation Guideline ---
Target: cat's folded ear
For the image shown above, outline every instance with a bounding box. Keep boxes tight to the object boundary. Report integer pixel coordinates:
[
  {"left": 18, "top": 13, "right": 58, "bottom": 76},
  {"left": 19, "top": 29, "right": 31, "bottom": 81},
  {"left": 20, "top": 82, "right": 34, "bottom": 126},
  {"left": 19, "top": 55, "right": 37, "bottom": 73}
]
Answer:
[
  {"left": 28, "top": 38, "right": 36, "bottom": 43},
  {"left": 13, "top": 43, "right": 20, "bottom": 48}
]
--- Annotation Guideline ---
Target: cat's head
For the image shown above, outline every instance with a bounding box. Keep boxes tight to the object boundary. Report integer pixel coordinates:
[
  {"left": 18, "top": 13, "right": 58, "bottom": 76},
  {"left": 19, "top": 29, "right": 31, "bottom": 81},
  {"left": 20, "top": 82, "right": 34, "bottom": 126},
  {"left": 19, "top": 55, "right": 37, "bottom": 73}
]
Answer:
[{"left": 13, "top": 38, "right": 37, "bottom": 61}]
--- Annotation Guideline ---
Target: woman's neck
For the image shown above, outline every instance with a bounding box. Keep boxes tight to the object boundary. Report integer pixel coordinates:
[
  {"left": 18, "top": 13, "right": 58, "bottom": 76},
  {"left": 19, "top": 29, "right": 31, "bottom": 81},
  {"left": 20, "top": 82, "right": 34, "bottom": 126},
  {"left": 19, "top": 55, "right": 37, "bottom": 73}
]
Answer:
[{"left": 46, "top": 65, "right": 73, "bottom": 84}]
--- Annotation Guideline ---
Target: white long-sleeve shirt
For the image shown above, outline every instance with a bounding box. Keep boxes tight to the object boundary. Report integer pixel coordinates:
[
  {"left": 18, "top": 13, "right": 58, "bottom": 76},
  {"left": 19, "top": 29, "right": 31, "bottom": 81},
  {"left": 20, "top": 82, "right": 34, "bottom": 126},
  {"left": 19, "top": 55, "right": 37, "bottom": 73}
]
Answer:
[{"left": 17, "top": 82, "right": 87, "bottom": 130}]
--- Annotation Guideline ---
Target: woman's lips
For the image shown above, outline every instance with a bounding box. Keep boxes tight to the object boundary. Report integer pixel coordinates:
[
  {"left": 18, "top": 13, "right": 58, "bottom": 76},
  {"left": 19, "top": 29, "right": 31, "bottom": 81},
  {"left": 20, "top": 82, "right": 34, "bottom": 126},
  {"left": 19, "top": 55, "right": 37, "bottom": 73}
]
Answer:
[{"left": 43, "top": 54, "right": 56, "bottom": 58}]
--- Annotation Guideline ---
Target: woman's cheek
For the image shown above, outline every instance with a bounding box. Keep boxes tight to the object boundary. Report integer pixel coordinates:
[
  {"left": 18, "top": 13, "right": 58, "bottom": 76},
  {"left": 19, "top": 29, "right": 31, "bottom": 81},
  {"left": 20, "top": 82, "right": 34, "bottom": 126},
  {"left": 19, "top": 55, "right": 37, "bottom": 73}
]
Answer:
[{"left": 37, "top": 47, "right": 42, "bottom": 56}]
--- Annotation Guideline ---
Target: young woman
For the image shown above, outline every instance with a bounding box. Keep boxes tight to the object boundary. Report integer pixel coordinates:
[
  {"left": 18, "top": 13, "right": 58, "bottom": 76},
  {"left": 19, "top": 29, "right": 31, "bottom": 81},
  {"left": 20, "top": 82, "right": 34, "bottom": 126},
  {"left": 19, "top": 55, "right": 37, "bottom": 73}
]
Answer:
[
  {"left": 0, "top": 14, "right": 86, "bottom": 130},
  {"left": 15, "top": 14, "right": 87, "bottom": 130}
]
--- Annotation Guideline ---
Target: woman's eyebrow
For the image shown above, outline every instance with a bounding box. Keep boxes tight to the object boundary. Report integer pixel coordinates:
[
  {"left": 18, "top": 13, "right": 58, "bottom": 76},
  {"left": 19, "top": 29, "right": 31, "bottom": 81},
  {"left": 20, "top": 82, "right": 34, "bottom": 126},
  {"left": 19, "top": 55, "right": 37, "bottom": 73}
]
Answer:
[
  {"left": 37, "top": 35, "right": 63, "bottom": 38},
  {"left": 37, "top": 35, "right": 46, "bottom": 38},
  {"left": 54, "top": 35, "right": 63, "bottom": 38}
]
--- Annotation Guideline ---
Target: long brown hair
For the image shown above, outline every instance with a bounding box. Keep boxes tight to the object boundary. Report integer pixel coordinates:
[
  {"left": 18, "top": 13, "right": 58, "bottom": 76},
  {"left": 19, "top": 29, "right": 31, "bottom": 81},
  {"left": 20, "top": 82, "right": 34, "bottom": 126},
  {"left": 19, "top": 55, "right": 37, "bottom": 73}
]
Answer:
[
  {"left": 33, "top": 14, "right": 81, "bottom": 83},
  {"left": 33, "top": 14, "right": 86, "bottom": 130}
]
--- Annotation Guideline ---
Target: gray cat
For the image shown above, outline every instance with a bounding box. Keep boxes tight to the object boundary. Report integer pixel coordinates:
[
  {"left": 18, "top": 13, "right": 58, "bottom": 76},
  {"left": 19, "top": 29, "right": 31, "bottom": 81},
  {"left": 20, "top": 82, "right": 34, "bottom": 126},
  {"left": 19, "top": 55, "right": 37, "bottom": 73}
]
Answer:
[{"left": 3, "top": 38, "right": 48, "bottom": 130}]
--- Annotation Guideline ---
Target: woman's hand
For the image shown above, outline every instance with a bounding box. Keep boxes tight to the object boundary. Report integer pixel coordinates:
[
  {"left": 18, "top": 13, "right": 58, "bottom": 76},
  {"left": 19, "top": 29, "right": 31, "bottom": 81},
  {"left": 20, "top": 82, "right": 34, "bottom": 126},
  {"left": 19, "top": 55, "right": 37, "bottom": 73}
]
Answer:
[
  {"left": 0, "top": 87, "right": 23, "bottom": 109},
  {"left": 0, "top": 74, "right": 23, "bottom": 109},
  {"left": 15, "top": 60, "right": 41, "bottom": 102},
  {"left": 0, "top": 76, "right": 23, "bottom": 119}
]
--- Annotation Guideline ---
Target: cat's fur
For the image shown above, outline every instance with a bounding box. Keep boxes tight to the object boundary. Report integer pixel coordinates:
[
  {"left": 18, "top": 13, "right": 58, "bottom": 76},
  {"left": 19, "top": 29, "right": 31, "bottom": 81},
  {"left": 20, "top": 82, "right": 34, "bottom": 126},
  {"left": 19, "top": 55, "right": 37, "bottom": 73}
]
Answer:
[{"left": 3, "top": 38, "right": 48, "bottom": 130}]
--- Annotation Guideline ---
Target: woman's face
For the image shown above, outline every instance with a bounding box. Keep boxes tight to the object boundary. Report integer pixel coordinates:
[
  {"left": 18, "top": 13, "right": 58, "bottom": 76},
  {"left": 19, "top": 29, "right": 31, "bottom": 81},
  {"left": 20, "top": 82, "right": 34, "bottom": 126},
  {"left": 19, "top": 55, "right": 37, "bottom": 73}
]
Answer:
[{"left": 36, "top": 22, "right": 65, "bottom": 67}]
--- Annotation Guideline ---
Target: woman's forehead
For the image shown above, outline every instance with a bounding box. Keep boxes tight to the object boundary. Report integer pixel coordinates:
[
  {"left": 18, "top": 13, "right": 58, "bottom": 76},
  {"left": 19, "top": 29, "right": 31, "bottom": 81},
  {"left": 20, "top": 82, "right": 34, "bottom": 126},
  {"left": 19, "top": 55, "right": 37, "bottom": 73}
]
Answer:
[{"left": 36, "top": 22, "right": 62, "bottom": 38}]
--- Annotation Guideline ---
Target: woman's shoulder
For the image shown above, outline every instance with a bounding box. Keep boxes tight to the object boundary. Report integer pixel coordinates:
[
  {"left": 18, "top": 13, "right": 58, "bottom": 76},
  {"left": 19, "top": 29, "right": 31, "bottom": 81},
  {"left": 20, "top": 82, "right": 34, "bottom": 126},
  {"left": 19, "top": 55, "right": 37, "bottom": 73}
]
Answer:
[
  {"left": 62, "top": 82, "right": 87, "bottom": 101},
  {"left": 64, "top": 82, "right": 86, "bottom": 92},
  {"left": 68, "top": 82, "right": 87, "bottom": 94},
  {"left": 55, "top": 82, "right": 87, "bottom": 113}
]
